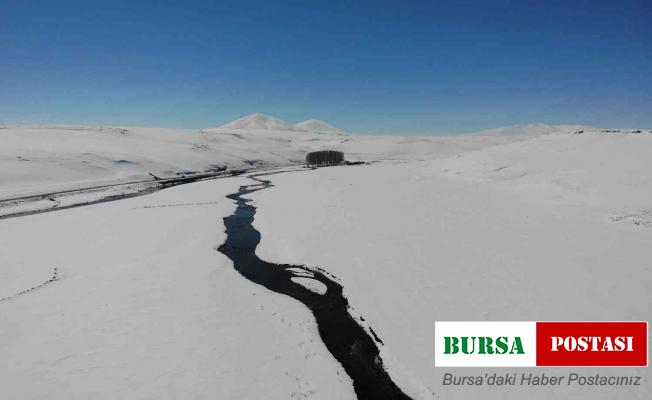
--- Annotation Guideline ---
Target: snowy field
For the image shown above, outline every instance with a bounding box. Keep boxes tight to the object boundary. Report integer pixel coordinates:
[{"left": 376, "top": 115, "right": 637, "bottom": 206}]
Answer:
[
  {"left": 251, "top": 130, "right": 652, "bottom": 399},
  {"left": 1, "top": 118, "right": 651, "bottom": 399},
  {"left": 0, "top": 176, "right": 356, "bottom": 400}
]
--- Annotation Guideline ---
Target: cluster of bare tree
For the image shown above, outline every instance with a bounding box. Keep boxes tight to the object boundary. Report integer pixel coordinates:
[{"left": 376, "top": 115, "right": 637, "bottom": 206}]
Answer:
[{"left": 306, "top": 150, "right": 344, "bottom": 166}]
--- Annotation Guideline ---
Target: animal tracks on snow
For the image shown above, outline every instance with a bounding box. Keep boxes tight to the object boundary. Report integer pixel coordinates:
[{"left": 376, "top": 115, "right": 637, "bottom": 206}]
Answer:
[{"left": 0, "top": 267, "right": 59, "bottom": 302}]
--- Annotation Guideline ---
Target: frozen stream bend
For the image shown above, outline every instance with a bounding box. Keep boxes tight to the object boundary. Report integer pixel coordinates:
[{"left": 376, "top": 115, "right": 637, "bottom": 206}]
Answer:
[{"left": 217, "top": 171, "right": 412, "bottom": 400}]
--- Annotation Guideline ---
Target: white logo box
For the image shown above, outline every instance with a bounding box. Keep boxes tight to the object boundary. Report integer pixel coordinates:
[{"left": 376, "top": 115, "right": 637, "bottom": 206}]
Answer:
[{"left": 435, "top": 321, "right": 537, "bottom": 367}]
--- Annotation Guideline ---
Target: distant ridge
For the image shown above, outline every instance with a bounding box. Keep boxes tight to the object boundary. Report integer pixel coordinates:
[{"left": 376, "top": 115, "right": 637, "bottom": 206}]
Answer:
[
  {"left": 208, "top": 113, "right": 346, "bottom": 134},
  {"left": 468, "top": 123, "right": 594, "bottom": 137},
  {"left": 294, "top": 119, "right": 345, "bottom": 134},
  {"left": 217, "top": 113, "right": 300, "bottom": 131}
]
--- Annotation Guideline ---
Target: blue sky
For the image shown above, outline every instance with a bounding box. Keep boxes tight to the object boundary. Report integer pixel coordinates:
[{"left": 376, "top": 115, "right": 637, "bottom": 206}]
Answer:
[{"left": 1, "top": 0, "right": 650, "bottom": 133}]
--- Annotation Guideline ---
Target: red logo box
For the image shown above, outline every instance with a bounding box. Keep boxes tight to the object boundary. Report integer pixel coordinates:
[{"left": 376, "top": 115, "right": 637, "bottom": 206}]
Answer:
[{"left": 536, "top": 321, "right": 648, "bottom": 367}]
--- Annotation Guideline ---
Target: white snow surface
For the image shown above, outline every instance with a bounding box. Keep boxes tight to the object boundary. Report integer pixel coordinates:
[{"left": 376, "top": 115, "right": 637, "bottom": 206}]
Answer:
[
  {"left": 469, "top": 122, "right": 589, "bottom": 137},
  {"left": 0, "top": 122, "right": 582, "bottom": 199},
  {"left": 0, "top": 176, "right": 356, "bottom": 400},
  {"left": 290, "top": 276, "right": 328, "bottom": 295},
  {"left": 216, "top": 112, "right": 301, "bottom": 131},
  {"left": 294, "top": 119, "right": 345, "bottom": 134},
  {"left": 2, "top": 123, "right": 651, "bottom": 399},
  {"left": 251, "top": 130, "right": 652, "bottom": 399}
]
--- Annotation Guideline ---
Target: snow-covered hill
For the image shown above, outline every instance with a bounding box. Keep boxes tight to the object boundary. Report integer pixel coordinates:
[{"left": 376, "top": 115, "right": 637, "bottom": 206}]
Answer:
[
  {"left": 469, "top": 123, "right": 591, "bottom": 137},
  {"left": 294, "top": 119, "right": 345, "bottom": 134},
  {"left": 1, "top": 121, "right": 645, "bottom": 200},
  {"left": 215, "top": 112, "right": 300, "bottom": 131},
  {"left": 210, "top": 113, "right": 345, "bottom": 134}
]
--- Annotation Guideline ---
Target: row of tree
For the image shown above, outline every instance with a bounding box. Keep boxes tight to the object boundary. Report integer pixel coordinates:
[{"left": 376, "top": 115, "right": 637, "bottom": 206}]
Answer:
[{"left": 306, "top": 150, "right": 344, "bottom": 166}]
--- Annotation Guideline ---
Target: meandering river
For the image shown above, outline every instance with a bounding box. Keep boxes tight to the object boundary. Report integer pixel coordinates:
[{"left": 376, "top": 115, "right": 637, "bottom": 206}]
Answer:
[{"left": 217, "top": 172, "right": 412, "bottom": 400}]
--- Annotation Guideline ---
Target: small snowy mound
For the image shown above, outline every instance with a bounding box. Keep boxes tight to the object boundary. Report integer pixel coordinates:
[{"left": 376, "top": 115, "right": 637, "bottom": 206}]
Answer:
[
  {"left": 294, "top": 119, "right": 345, "bottom": 134},
  {"left": 218, "top": 113, "right": 299, "bottom": 131},
  {"left": 469, "top": 123, "right": 593, "bottom": 138}
]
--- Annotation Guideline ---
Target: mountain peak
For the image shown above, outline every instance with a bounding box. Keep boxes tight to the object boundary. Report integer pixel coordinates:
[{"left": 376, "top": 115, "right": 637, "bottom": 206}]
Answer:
[{"left": 218, "top": 113, "right": 298, "bottom": 131}]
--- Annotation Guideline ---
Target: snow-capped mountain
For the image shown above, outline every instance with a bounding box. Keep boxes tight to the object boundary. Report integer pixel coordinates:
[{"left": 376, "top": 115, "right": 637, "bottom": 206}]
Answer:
[
  {"left": 210, "top": 113, "right": 345, "bottom": 134},
  {"left": 294, "top": 119, "right": 345, "bottom": 134},
  {"left": 217, "top": 113, "right": 300, "bottom": 131}
]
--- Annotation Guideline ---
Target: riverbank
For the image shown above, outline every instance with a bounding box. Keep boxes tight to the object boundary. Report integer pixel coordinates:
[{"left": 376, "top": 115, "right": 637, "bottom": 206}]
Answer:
[
  {"left": 251, "top": 130, "right": 652, "bottom": 399},
  {"left": 0, "top": 175, "right": 356, "bottom": 400}
]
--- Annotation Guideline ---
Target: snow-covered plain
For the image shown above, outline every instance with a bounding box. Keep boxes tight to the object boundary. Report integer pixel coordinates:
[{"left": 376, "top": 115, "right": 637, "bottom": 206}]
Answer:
[
  {"left": 2, "top": 117, "right": 651, "bottom": 399},
  {"left": 251, "top": 130, "right": 652, "bottom": 399},
  {"left": 0, "top": 176, "right": 356, "bottom": 400}
]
